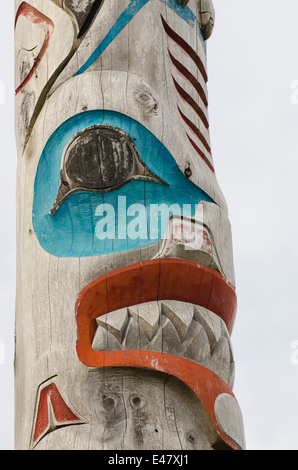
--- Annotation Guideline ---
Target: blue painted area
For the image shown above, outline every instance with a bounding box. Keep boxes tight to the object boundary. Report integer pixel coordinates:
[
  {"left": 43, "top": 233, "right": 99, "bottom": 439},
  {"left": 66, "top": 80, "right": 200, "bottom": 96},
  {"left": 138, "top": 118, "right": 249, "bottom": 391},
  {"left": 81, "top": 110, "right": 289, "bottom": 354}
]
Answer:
[
  {"left": 75, "top": 0, "right": 204, "bottom": 76},
  {"left": 75, "top": 0, "right": 149, "bottom": 76},
  {"left": 33, "top": 111, "right": 213, "bottom": 258}
]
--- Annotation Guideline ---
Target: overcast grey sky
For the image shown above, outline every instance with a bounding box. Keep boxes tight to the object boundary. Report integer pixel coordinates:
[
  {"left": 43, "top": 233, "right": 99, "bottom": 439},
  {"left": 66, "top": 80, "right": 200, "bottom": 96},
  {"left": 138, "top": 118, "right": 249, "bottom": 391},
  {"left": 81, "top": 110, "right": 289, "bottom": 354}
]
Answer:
[
  {"left": 208, "top": 0, "right": 298, "bottom": 450},
  {"left": 0, "top": 0, "right": 298, "bottom": 450}
]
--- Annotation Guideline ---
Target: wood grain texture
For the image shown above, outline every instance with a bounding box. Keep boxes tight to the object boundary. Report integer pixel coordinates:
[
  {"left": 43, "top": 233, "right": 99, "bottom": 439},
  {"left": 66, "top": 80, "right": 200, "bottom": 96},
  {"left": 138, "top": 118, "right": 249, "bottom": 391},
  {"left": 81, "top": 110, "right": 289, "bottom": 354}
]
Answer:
[{"left": 15, "top": 0, "right": 245, "bottom": 450}]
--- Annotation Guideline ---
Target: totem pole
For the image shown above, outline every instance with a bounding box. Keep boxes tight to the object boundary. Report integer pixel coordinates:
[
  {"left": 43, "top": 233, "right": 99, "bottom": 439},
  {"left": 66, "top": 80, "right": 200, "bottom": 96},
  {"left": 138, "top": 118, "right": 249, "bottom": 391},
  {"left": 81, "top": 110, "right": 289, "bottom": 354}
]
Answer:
[{"left": 15, "top": 0, "right": 246, "bottom": 450}]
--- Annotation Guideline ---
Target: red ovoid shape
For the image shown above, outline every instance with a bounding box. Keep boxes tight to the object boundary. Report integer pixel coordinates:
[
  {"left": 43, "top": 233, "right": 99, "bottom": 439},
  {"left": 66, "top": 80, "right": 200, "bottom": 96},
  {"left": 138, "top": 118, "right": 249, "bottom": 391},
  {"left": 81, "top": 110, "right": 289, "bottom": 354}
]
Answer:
[
  {"left": 32, "top": 382, "right": 82, "bottom": 447},
  {"left": 15, "top": 2, "right": 54, "bottom": 95},
  {"left": 75, "top": 258, "right": 240, "bottom": 450}
]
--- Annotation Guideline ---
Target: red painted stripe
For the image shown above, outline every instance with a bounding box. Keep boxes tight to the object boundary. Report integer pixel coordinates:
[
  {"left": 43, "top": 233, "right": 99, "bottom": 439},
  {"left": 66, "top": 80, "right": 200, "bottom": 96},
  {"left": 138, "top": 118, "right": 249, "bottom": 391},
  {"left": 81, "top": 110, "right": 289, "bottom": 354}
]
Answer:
[
  {"left": 161, "top": 14, "right": 208, "bottom": 83},
  {"left": 15, "top": 2, "right": 54, "bottom": 95},
  {"left": 178, "top": 106, "right": 211, "bottom": 154},
  {"left": 168, "top": 49, "right": 208, "bottom": 108},
  {"left": 172, "top": 76, "right": 209, "bottom": 129},
  {"left": 186, "top": 133, "right": 215, "bottom": 173}
]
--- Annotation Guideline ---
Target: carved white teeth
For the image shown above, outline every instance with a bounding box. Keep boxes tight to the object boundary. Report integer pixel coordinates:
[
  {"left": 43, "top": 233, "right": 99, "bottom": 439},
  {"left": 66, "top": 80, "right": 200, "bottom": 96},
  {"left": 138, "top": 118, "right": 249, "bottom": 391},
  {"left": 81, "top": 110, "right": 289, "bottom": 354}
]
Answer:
[
  {"left": 96, "top": 307, "right": 129, "bottom": 344},
  {"left": 92, "top": 300, "right": 235, "bottom": 389},
  {"left": 128, "top": 302, "right": 160, "bottom": 342}
]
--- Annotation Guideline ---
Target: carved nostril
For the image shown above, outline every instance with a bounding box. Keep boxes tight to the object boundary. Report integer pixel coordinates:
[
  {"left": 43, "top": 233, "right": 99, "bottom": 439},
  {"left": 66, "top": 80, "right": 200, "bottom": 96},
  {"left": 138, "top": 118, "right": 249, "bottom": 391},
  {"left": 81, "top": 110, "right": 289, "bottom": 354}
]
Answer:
[
  {"left": 102, "top": 396, "right": 116, "bottom": 412},
  {"left": 130, "top": 395, "right": 144, "bottom": 410},
  {"left": 132, "top": 396, "right": 141, "bottom": 406}
]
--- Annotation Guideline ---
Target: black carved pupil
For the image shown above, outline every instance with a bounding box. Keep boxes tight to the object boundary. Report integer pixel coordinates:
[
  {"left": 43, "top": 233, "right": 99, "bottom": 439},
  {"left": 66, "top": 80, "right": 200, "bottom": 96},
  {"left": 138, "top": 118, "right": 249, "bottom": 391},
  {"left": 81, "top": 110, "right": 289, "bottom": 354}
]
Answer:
[{"left": 65, "top": 127, "right": 135, "bottom": 190}]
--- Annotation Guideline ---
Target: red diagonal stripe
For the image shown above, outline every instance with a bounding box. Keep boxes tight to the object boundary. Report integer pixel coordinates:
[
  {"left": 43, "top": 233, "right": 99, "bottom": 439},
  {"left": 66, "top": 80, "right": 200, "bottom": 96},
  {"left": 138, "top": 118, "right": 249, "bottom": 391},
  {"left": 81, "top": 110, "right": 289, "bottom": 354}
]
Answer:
[
  {"left": 168, "top": 50, "right": 208, "bottom": 108},
  {"left": 161, "top": 14, "right": 208, "bottom": 83},
  {"left": 178, "top": 106, "right": 211, "bottom": 154},
  {"left": 186, "top": 133, "right": 214, "bottom": 173},
  {"left": 172, "top": 76, "right": 209, "bottom": 130}
]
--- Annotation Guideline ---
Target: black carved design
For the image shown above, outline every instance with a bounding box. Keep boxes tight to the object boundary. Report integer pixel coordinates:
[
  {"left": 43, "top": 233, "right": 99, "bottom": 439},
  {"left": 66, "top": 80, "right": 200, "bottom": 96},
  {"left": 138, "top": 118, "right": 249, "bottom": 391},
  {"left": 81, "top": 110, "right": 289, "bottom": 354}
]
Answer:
[
  {"left": 50, "top": 125, "right": 168, "bottom": 215},
  {"left": 63, "top": 0, "right": 105, "bottom": 38}
]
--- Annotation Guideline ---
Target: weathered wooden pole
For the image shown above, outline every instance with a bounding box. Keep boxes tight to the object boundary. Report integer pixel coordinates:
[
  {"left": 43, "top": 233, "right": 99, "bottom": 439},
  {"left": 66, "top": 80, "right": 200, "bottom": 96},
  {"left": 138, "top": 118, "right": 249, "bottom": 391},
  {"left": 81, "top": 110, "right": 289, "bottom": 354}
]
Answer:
[{"left": 15, "top": 0, "right": 246, "bottom": 450}]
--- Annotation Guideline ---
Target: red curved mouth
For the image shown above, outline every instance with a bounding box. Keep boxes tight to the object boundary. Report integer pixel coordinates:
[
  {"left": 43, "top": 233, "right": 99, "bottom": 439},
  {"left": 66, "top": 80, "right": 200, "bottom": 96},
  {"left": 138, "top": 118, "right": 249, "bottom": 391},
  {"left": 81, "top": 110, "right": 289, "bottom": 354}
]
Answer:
[
  {"left": 75, "top": 258, "right": 237, "bottom": 366},
  {"left": 75, "top": 258, "right": 239, "bottom": 450}
]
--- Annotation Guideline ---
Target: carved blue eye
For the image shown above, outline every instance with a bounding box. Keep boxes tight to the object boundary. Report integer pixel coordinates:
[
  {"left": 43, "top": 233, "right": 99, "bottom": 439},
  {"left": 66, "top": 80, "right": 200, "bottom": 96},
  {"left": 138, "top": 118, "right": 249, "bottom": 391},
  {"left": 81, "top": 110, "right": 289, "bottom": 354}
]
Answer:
[
  {"left": 33, "top": 110, "right": 213, "bottom": 258},
  {"left": 50, "top": 125, "right": 167, "bottom": 216}
]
